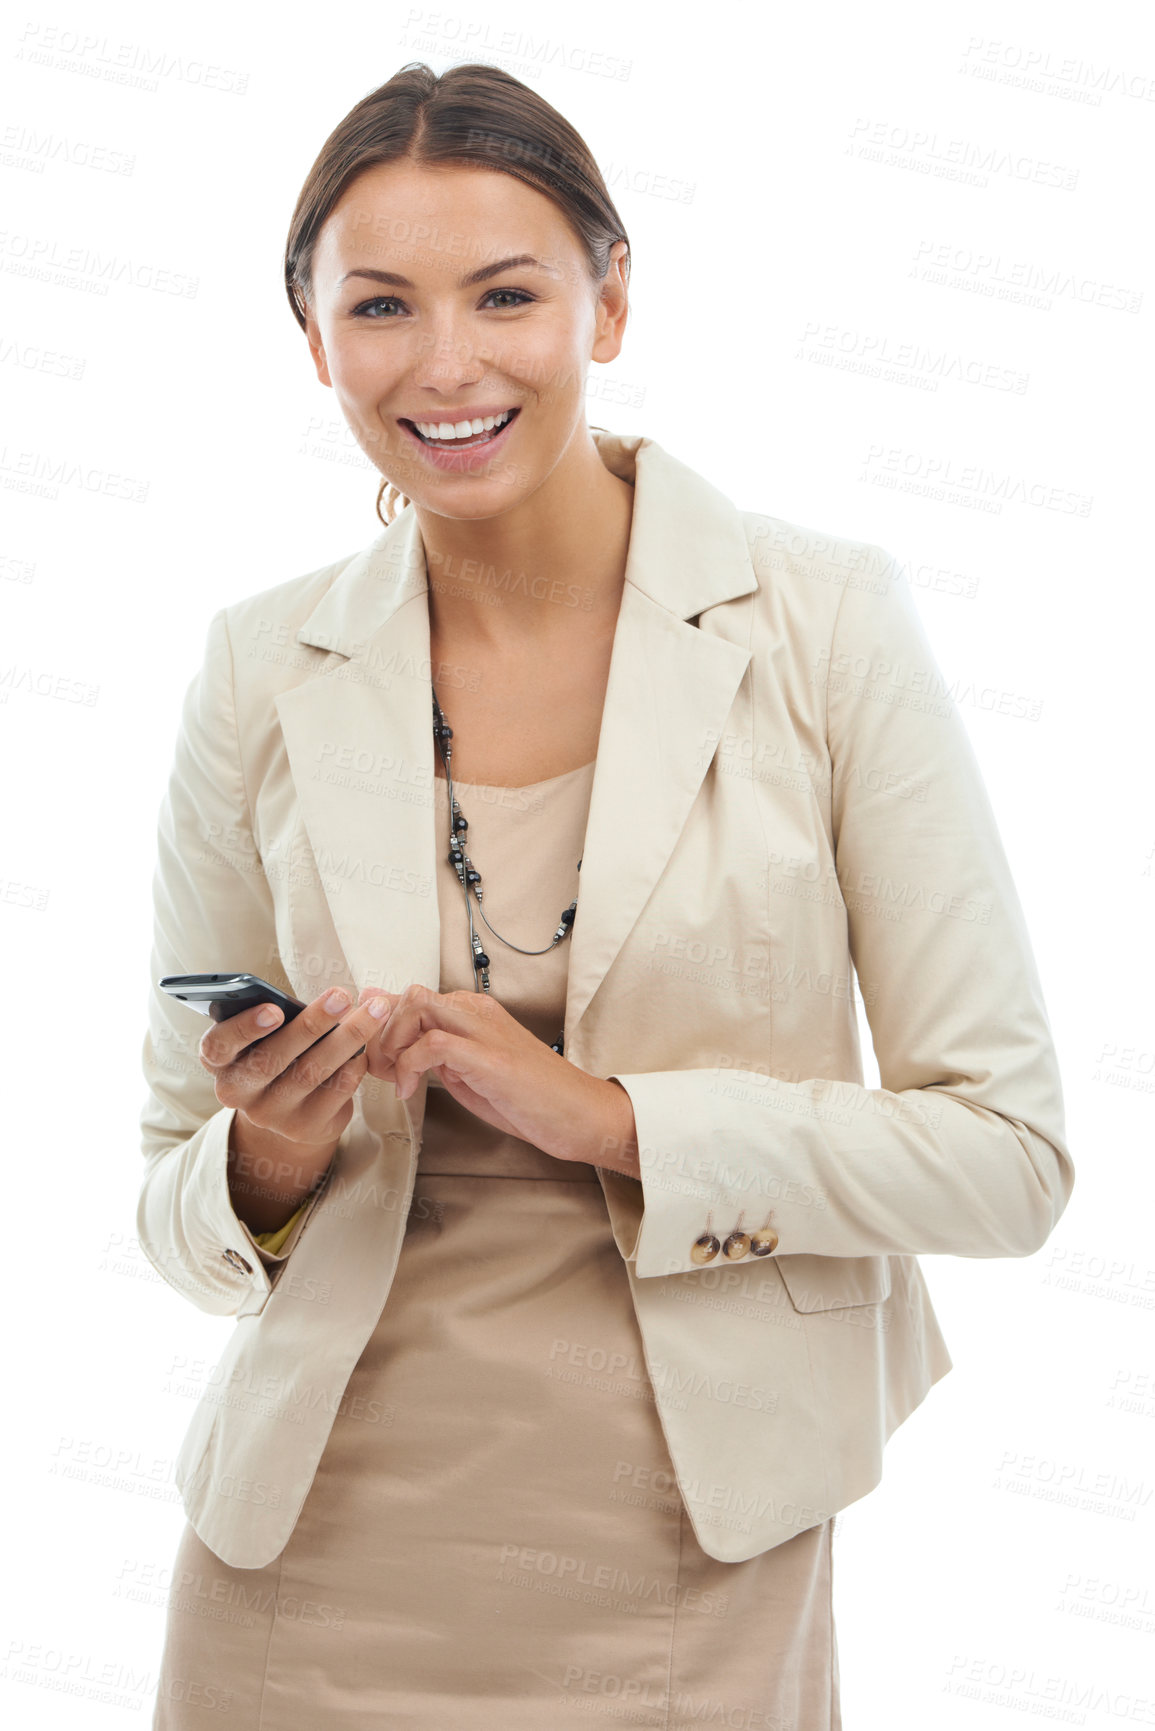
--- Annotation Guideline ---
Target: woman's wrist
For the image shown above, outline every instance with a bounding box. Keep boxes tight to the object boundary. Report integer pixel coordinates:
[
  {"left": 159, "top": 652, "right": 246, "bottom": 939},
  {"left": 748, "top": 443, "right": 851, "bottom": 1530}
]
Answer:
[
  {"left": 588, "top": 1079, "right": 641, "bottom": 1180},
  {"left": 227, "top": 1110, "right": 340, "bottom": 1236}
]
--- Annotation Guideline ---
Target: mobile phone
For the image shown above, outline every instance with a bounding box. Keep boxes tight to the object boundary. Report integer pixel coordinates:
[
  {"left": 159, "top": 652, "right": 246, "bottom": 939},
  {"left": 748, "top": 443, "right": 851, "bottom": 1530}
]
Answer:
[
  {"left": 159, "top": 973, "right": 307, "bottom": 1024},
  {"left": 158, "top": 972, "right": 366, "bottom": 1060}
]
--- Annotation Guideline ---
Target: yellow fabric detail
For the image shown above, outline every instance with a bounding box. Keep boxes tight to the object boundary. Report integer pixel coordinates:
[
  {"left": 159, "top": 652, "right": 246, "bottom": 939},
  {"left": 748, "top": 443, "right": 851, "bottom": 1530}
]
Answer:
[{"left": 252, "top": 1199, "right": 309, "bottom": 1255}]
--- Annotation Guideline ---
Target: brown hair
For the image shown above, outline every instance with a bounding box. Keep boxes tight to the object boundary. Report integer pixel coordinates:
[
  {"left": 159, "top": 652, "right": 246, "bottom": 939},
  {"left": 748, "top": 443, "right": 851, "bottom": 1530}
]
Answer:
[{"left": 283, "top": 61, "right": 632, "bottom": 525}]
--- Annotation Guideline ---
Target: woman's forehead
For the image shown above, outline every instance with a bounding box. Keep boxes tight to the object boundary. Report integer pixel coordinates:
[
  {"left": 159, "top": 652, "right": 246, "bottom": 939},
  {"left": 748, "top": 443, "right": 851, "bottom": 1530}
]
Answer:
[{"left": 314, "top": 165, "right": 581, "bottom": 286}]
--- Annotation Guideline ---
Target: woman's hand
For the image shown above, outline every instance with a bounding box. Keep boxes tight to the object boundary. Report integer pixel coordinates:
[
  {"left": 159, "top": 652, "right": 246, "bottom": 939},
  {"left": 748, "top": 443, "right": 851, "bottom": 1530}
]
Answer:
[
  {"left": 357, "top": 983, "right": 639, "bottom": 1174},
  {"left": 200, "top": 988, "right": 395, "bottom": 1234},
  {"left": 201, "top": 987, "right": 393, "bottom": 1151}
]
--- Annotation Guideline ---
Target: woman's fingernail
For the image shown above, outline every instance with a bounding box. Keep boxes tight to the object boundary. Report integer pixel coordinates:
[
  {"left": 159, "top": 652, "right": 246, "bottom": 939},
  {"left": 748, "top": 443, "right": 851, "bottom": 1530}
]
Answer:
[
  {"left": 368, "top": 996, "right": 391, "bottom": 1020},
  {"left": 324, "top": 989, "right": 350, "bottom": 1015},
  {"left": 256, "top": 1007, "right": 282, "bottom": 1029}
]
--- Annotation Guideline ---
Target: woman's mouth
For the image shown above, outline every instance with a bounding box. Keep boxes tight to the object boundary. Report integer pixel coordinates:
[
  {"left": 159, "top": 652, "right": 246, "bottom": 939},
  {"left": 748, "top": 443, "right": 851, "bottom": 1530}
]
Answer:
[{"left": 400, "top": 407, "right": 520, "bottom": 458}]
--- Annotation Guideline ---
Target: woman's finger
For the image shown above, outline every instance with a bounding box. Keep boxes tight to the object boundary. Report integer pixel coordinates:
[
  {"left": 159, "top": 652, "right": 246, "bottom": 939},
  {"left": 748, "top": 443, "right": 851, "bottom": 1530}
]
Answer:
[
  {"left": 393, "top": 1028, "right": 488, "bottom": 1100},
  {"left": 369, "top": 984, "right": 495, "bottom": 1071},
  {"left": 381, "top": 982, "right": 487, "bottom": 1037}
]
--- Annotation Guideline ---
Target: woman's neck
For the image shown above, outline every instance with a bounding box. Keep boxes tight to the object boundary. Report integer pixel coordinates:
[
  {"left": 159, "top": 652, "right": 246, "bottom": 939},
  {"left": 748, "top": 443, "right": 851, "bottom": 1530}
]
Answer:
[{"left": 416, "top": 435, "right": 635, "bottom": 659}]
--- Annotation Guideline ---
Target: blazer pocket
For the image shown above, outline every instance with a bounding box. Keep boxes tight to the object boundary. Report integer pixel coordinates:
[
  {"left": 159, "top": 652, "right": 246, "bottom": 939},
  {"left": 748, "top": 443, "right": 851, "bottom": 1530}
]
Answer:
[{"left": 773, "top": 1252, "right": 893, "bottom": 1312}]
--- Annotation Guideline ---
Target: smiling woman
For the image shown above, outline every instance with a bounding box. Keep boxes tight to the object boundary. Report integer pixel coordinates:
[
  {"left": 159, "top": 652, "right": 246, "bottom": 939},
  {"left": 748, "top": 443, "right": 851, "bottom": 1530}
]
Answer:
[
  {"left": 278, "top": 84, "right": 638, "bottom": 788},
  {"left": 284, "top": 75, "right": 633, "bottom": 549},
  {"left": 139, "top": 54, "right": 1072, "bottom": 1731}
]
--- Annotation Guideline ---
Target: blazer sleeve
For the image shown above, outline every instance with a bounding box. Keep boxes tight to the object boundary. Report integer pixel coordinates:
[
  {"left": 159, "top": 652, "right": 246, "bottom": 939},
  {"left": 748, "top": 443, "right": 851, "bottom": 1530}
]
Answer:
[
  {"left": 136, "top": 608, "right": 326, "bottom": 1317},
  {"left": 609, "top": 556, "right": 1076, "bottom": 1277}
]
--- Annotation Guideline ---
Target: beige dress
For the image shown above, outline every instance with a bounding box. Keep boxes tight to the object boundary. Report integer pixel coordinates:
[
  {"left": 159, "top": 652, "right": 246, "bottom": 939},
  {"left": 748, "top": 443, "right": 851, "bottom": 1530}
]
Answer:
[{"left": 152, "top": 760, "right": 841, "bottom": 1730}]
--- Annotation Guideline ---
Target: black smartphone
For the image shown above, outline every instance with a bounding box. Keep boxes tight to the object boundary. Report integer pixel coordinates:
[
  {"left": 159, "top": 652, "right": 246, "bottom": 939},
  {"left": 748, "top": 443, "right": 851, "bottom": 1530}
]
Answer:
[
  {"left": 158, "top": 972, "right": 366, "bottom": 1060},
  {"left": 159, "top": 972, "right": 307, "bottom": 1024}
]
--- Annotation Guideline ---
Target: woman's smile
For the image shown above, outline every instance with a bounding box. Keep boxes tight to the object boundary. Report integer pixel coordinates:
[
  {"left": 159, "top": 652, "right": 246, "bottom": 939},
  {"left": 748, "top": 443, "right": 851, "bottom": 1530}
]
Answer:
[{"left": 398, "top": 405, "right": 521, "bottom": 470}]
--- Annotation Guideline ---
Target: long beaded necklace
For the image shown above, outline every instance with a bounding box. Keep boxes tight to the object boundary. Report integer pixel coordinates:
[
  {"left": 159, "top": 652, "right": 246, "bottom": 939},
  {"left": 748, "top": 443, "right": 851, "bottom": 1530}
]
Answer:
[{"left": 432, "top": 686, "right": 580, "bottom": 1057}]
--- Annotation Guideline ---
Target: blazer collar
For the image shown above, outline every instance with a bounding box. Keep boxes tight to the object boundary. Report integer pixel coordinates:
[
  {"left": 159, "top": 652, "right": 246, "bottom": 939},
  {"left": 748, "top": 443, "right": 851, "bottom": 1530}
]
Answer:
[{"left": 274, "top": 429, "right": 758, "bottom": 1049}]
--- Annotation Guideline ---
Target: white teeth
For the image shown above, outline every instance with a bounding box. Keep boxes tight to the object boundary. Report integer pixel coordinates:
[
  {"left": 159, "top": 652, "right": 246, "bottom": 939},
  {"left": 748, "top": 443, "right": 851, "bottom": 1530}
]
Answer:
[{"left": 413, "top": 409, "right": 513, "bottom": 441}]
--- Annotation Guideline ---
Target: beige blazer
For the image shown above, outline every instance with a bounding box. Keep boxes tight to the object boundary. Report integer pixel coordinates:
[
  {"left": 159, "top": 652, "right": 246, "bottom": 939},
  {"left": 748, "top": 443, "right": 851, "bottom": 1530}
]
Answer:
[{"left": 138, "top": 428, "right": 1075, "bottom": 1570}]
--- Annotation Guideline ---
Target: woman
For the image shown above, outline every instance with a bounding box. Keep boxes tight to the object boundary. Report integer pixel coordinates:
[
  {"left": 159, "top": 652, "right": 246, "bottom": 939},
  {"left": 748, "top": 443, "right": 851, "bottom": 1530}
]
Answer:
[{"left": 139, "top": 61, "right": 1074, "bottom": 1730}]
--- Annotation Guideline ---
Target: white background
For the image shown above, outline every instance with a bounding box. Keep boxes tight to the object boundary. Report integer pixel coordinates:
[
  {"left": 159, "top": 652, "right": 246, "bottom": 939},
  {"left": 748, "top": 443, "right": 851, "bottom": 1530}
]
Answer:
[{"left": 2, "top": 0, "right": 1153, "bottom": 1724}]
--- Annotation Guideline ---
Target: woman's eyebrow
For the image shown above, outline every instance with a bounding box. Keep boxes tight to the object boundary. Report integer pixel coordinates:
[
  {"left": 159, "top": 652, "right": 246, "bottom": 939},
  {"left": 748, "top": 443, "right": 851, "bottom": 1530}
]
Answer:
[{"left": 340, "top": 254, "right": 561, "bottom": 290}]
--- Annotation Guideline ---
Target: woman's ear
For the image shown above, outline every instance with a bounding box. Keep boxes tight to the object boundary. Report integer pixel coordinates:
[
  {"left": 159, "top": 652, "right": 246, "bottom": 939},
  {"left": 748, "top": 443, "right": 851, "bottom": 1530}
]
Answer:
[
  {"left": 303, "top": 305, "right": 333, "bottom": 388},
  {"left": 592, "top": 240, "right": 630, "bottom": 365}
]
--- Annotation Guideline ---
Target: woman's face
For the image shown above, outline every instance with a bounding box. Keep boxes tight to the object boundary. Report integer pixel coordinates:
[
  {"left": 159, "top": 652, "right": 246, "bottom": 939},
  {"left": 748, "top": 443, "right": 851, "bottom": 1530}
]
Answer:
[{"left": 302, "top": 160, "right": 628, "bottom": 519}]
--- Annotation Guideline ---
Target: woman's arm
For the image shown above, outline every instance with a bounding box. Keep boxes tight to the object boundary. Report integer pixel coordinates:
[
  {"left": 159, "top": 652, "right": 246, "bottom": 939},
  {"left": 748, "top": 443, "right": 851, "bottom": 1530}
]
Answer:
[
  {"left": 610, "top": 557, "right": 1075, "bottom": 1277},
  {"left": 137, "top": 608, "right": 330, "bottom": 1316}
]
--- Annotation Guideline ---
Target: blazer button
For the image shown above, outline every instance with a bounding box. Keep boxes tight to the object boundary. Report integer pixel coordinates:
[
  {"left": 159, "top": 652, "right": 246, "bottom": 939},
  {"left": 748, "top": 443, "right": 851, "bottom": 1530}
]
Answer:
[
  {"left": 749, "top": 1228, "right": 779, "bottom": 1257},
  {"left": 222, "top": 1248, "right": 254, "bottom": 1275}
]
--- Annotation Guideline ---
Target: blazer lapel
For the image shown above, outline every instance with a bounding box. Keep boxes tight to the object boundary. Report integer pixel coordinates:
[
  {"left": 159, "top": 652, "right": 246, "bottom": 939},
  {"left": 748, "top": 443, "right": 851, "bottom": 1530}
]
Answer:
[
  {"left": 274, "top": 430, "right": 758, "bottom": 1052},
  {"left": 561, "top": 576, "right": 752, "bottom": 1034},
  {"left": 274, "top": 547, "right": 442, "bottom": 1009}
]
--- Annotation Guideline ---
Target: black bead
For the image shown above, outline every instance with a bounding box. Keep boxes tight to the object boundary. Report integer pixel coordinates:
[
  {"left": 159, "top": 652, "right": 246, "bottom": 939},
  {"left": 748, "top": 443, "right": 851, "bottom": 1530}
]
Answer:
[
  {"left": 474, "top": 951, "right": 490, "bottom": 968},
  {"left": 560, "top": 907, "right": 575, "bottom": 927},
  {"left": 466, "top": 868, "right": 481, "bottom": 886},
  {"left": 452, "top": 814, "right": 468, "bottom": 834}
]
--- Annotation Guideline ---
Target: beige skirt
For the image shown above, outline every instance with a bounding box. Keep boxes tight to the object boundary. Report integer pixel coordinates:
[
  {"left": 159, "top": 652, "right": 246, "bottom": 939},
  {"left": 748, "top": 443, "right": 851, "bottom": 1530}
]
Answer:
[{"left": 152, "top": 762, "right": 841, "bottom": 1729}]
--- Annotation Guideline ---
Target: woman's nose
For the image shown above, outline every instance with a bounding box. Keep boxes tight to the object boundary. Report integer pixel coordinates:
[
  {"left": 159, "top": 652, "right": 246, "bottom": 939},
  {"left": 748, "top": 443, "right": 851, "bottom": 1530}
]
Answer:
[{"left": 407, "top": 322, "right": 485, "bottom": 391}]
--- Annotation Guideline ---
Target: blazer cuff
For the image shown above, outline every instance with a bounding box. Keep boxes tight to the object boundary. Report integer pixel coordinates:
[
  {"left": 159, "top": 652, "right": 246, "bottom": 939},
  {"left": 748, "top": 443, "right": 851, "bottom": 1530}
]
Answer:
[
  {"left": 605, "top": 1063, "right": 1072, "bottom": 1277},
  {"left": 608, "top": 1070, "right": 781, "bottom": 1278},
  {"left": 138, "top": 1105, "right": 283, "bottom": 1314}
]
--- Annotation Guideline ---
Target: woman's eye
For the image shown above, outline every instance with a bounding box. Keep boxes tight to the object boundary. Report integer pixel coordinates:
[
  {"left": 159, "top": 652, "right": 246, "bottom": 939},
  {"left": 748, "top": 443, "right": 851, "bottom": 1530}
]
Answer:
[
  {"left": 353, "top": 297, "right": 402, "bottom": 318},
  {"left": 484, "top": 289, "right": 533, "bottom": 309}
]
